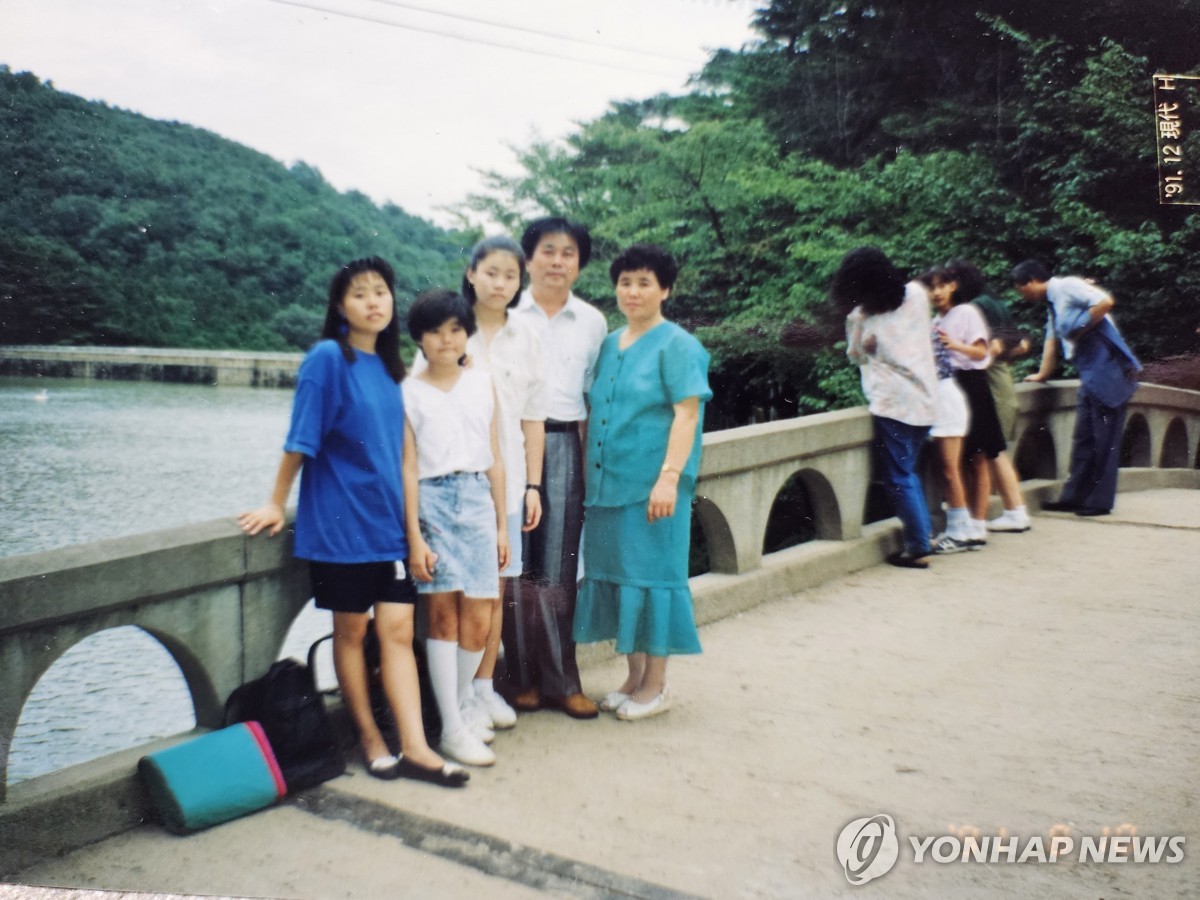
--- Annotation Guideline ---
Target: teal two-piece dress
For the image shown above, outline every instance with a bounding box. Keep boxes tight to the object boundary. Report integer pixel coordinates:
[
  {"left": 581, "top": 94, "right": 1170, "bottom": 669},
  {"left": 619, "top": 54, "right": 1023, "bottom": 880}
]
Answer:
[{"left": 572, "top": 321, "right": 711, "bottom": 656}]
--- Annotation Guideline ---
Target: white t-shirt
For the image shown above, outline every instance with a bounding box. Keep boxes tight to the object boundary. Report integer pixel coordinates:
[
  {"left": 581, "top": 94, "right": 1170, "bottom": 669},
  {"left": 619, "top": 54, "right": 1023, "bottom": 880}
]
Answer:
[
  {"left": 511, "top": 289, "right": 607, "bottom": 422},
  {"left": 411, "top": 317, "right": 546, "bottom": 513},
  {"left": 402, "top": 368, "right": 495, "bottom": 480},
  {"left": 938, "top": 303, "right": 991, "bottom": 371}
]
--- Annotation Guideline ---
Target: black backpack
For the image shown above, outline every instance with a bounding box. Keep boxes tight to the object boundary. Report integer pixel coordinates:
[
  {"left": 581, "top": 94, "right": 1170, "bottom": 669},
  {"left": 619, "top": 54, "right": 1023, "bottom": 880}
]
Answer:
[{"left": 224, "top": 657, "right": 345, "bottom": 792}]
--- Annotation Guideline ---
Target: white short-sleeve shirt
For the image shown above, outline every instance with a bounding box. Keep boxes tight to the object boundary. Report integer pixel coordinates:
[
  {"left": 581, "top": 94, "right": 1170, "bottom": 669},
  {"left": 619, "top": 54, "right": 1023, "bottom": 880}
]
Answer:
[
  {"left": 413, "top": 317, "right": 546, "bottom": 513},
  {"left": 937, "top": 303, "right": 991, "bottom": 371},
  {"left": 511, "top": 289, "right": 607, "bottom": 423},
  {"left": 402, "top": 368, "right": 495, "bottom": 480}
]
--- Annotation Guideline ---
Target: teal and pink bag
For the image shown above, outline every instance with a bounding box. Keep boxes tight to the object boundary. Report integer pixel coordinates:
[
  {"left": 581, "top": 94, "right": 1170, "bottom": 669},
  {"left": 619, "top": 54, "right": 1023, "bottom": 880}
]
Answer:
[{"left": 138, "top": 721, "right": 286, "bottom": 834}]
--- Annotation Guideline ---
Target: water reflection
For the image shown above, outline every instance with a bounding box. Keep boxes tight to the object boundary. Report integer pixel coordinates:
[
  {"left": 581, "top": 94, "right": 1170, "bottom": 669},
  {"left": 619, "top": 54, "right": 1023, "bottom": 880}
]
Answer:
[{"left": 2, "top": 376, "right": 336, "bottom": 784}]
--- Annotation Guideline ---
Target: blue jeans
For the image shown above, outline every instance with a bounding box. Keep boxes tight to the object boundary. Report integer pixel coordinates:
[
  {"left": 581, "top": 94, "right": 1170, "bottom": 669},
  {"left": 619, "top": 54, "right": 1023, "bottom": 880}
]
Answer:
[
  {"left": 873, "top": 416, "right": 932, "bottom": 556},
  {"left": 1060, "top": 389, "right": 1127, "bottom": 513}
]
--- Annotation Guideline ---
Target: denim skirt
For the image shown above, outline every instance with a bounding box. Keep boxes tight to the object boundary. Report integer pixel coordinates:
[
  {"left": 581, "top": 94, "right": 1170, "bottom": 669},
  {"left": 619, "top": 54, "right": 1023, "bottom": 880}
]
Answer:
[{"left": 416, "top": 472, "right": 500, "bottom": 599}]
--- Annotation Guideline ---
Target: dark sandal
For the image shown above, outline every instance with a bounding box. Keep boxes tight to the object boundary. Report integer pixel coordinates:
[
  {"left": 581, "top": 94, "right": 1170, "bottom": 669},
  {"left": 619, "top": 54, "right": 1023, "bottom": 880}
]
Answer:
[{"left": 396, "top": 756, "right": 470, "bottom": 788}]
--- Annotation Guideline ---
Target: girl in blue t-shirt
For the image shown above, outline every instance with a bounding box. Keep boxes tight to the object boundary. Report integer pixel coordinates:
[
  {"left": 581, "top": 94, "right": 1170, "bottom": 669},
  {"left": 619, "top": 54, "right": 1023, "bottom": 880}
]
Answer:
[{"left": 239, "top": 257, "right": 467, "bottom": 788}]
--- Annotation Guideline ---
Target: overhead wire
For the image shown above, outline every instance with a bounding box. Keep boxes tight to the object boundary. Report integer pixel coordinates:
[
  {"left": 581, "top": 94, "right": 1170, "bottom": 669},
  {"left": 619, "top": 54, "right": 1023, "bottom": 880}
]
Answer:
[
  {"left": 358, "top": 0, "right": 700, "bottom": 65},
  {"left": 265, "top": 0, "right": 695, "bottom": 76}
]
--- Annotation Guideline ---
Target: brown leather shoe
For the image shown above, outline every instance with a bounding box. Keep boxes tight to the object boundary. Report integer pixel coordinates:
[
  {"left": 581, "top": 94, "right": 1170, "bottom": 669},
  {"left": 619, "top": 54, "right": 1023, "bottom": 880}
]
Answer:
[
  {"left": 551, "top": 692, "right": 599, "bottom": 719},
  {"left": 512, "top": 688, "right": 542, "bottom": 712}
]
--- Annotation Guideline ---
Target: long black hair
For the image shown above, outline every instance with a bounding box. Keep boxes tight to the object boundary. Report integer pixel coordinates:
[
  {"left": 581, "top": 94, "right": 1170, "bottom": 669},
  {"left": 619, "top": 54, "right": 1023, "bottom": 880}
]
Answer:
[
  {"left": 321, "top": 257, "right": 405, "bottom": 383},
  {"left": 461, "top": 235, "right": 526, "bottom": 309}
]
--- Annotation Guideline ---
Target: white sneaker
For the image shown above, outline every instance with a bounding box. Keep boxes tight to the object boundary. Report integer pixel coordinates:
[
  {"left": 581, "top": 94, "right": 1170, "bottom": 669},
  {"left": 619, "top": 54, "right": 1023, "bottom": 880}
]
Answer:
[
  {"left": 931, "top": 532, "right": 974, "bottom": 554},
  {"left": 987, "top": 510, "right": 1031, "bottom": 533},
  {"left": 460, "top": 694, "right": 495, "bottom": 744},
  {"left": 475, "top": 686, "right": 517, "bottom": 730},
  {"left": 439, "top": 727, "right": 496, "bottom": 767}
]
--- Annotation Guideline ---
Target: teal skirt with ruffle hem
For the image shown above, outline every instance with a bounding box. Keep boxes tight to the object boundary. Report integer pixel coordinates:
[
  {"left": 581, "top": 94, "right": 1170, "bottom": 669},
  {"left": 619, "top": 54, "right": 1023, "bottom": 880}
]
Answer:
[{"left": 573, "top": 491, "right": 702, "bottom": 656}]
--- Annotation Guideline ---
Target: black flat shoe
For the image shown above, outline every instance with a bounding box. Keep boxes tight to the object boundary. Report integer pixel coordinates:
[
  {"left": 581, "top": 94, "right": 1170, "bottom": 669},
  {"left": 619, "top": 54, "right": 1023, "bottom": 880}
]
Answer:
[
  {"left": 364, "top": 754, "right": 400, "bottom": 781},
  {"left": 886, "top": 551, "right": 930, "bottom": 569},
  {"left": 396, "top": 756, "right": 470, "bottom": 788},
  {"left": 1075, "top": 507, "right": 1111, "bottom": 517},
  {"left": 1041, "top": 499, "right": 1078, "bottom": 512}
]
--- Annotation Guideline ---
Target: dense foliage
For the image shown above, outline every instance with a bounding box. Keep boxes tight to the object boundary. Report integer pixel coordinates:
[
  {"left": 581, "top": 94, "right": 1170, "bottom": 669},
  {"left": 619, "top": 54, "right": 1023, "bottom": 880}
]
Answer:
[
  {"left": 468, "top": 0, "right": 1200, "bottom": 423},
  {"left": 0, "top": 67, "right": 466, "bottom": 350},
  {"left": 4, "top": 2, "right": 1199, "bottom": 421}
]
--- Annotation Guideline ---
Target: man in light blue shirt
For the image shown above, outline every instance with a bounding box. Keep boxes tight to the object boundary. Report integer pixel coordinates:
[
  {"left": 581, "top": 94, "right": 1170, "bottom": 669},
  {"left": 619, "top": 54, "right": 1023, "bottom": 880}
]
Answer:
[{"left": 1012, "top": 260, "right": 1141, "bottom": 517}]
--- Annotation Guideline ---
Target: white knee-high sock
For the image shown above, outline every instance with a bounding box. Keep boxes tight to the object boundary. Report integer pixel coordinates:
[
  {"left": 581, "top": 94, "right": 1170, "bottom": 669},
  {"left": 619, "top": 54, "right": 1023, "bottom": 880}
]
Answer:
[
  {"left": 457, "top": 647, "right": 485, "bottom": 706},
  {"left": 426, "top": 638, "right": 464, "bottom": 735}
]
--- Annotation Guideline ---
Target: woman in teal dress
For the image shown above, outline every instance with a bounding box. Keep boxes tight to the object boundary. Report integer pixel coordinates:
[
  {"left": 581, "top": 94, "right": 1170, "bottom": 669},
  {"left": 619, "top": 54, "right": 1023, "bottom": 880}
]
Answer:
[{"left": 573, "top": 244, "right": 711, "bottom": 721}]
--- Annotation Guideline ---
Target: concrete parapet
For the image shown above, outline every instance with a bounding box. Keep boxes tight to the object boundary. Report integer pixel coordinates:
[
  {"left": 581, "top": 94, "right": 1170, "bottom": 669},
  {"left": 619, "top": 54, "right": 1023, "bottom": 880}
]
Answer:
[{"left": 0, "top": 345, "right": 302, "bottom": 387}]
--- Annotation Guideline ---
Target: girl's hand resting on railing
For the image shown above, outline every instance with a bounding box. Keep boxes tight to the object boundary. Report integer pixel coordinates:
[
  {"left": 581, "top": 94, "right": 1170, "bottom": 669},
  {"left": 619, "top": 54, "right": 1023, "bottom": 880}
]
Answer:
[{"left": 238, "top": 503, "right": 285, "bottom": 537}]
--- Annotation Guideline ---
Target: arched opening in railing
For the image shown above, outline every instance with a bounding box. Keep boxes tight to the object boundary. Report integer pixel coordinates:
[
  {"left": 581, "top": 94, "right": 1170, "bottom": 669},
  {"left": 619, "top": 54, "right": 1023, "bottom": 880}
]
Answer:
[
  {"left": 763, "top": 473, "right": 817, "bottom": 553},
  {"left": 688, "top": 499, "right": 712, "bottom": 577},
  {"left": 278, "top": 599, "right": 336, "bottom": 690},
  {"left": 763, "top": 468, "right": 842, "bottom": 554},
  {"left": 1014, "top": 424, "right": 1057, "bottom": 481},
  {"left": 1119, "top": 413, "right": 1152, "bottom": 468},
  {"left": 692, "top": 495, "right": 736, "bottom": 575},
  {"left": 1159, "top": 417, "right": 1190, "bottom": 469},
  {"left": 7, "top": 626, "right": 195, "bottom": 786}
]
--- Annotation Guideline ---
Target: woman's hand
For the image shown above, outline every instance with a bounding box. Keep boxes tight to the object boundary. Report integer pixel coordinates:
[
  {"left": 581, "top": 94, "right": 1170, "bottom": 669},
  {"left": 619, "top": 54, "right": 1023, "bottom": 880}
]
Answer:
[
  {"left": 647, "top": 474, "right": 679, "bottom": 523},
  {"left": 238, "top": 503, "right": 285, "bottom": 537},
  {"left": 408, "top": 535, "right": 438, "bottom": 583},
  {"left": 496, "top": 531, "right": 511, "bottom": 572},
  {"left": 522, "top": 487, "right": 543, "bottom": 532}
]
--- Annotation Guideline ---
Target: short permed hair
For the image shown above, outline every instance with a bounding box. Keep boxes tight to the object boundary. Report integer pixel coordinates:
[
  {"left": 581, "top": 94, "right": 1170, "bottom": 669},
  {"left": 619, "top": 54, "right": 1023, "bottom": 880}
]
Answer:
[
  {"left": 609, "top": 243, "right": 678, "bottom": 289},
  {"left": 520, "top": 217, "right": 592, "bottom": 269},
  {"left": 406, "top": 288, "right": 477, "bottom": 343},
  {"left": 944, "top": 258, "right": 988, "bottom": 304}
]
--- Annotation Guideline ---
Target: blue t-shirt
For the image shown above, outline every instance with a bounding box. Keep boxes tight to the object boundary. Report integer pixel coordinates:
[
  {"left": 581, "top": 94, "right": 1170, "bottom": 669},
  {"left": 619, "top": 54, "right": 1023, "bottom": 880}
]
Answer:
[
  {"left": 585, "top": 321, "right": 712, "bottom": 508},
  {"left": 284, "top": 340, "right": 408, "bottom": 563}
]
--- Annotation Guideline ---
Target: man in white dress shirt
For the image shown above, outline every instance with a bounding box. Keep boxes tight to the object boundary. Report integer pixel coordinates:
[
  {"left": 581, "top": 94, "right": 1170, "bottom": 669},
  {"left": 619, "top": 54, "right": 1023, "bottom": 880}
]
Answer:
[{"left": 500, "top": 217, "right": 607, "bottom": 718}]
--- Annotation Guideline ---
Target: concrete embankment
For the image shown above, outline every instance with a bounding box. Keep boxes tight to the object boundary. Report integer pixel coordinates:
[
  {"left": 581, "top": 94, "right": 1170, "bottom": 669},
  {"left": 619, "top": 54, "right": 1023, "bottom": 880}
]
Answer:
[{"left": 0, "top": 345, "right": 301, "bottom": 387}]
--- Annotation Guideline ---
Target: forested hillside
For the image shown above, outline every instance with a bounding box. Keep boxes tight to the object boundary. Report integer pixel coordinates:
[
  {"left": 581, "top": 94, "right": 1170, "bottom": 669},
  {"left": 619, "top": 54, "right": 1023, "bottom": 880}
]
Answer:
[
  {"left": 469, "top": 0, "right": 1200, "bottom": 424},
  {"left": 0, "top": 67, "right": 466, "bottom": 350}
]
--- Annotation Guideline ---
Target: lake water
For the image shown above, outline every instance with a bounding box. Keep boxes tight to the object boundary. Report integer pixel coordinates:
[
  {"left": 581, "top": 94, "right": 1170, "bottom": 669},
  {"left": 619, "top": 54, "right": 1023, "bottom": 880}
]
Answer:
[{"left": 1, "top": 376, "right": 335, "bottom": 783}]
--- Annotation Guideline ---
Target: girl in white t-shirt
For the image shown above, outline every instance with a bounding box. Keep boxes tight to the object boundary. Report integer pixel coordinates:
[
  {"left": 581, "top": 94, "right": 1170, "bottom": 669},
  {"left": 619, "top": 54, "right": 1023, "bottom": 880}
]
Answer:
[
  {"left": 404, "top": 290, "right": 508, "bottom": 768},
  {"left": 920, "top": 267, "right": 974, "bottom": 552},
  {"left": 926, "top": 268, "right": 1008, "bottom": 545}
]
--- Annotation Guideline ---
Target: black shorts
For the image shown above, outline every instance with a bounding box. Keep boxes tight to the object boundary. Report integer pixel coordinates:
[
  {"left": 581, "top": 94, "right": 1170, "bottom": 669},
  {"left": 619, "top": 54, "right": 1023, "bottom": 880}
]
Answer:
[
  {"left": 308, "top": 560, "right": 417, "bottom": 613},
  {"left": 953, "top": 368, "right": 1007, "bottom": 460}
]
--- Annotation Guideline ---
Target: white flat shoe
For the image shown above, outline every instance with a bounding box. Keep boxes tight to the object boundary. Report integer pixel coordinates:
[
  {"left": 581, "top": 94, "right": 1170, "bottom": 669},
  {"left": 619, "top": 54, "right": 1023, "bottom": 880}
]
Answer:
[
  {"left": 599, "top": 691, "right": 630, "bottom": 712},
  {"left": 615, "top": 687, "right": 671, "bottom": 721}
]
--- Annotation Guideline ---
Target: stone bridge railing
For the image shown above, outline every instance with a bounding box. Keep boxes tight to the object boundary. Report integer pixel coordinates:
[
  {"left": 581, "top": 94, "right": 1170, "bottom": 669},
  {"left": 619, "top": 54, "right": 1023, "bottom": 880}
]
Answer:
[{"left": 2, "top": 380, "right": 1199, "bottom": 872}]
